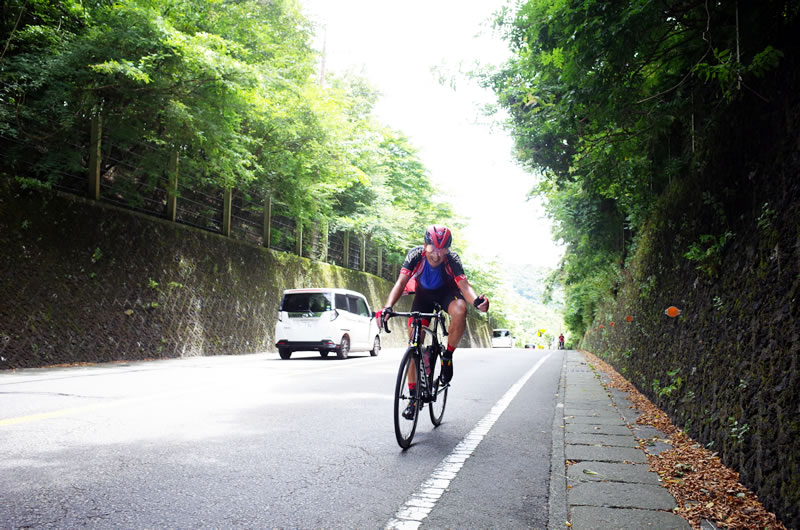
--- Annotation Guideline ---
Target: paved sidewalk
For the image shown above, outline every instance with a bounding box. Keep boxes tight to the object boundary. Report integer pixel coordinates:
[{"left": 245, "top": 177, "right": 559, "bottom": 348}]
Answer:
[{"left": 549, "top": 351, "right": 691, "bottom": 529}]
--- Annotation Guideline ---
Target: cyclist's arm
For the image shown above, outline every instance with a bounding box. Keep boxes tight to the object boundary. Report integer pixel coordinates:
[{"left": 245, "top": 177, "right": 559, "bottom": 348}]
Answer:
[
  {"left": 456, "top": 278, "right": 489, "bottom": 312},
  {"left": 456, "top": 279, "right": 482, "bottom": 308},
  {"left": 384, "top": 272, "right": 411, "bottom": 309}
]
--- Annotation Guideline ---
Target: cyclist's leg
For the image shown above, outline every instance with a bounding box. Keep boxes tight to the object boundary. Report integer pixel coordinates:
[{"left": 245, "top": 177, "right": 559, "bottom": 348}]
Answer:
[
  {"left": 445, "top": 296, "right": 468, "bottom": 347},
  {"left": 439, "top": 287, "right": 467, "bottom": 383}
]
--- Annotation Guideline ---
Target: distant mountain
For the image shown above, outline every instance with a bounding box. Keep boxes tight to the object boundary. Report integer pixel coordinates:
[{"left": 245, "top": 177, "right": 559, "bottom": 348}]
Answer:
[
  {"left": 496, "top": 264, "right": 566, "bottom": 347},
  {"left": 505, "top": 264, "right": 564, "bottom": 308}
]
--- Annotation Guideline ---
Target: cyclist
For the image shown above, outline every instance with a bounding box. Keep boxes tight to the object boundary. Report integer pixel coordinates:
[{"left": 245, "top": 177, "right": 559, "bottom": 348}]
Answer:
[
  {"left": 377, "top": 225, "right": 489, "bottom": 419},
  {"left": 559, "top": 333, "right": 565, "bottom": 350}
]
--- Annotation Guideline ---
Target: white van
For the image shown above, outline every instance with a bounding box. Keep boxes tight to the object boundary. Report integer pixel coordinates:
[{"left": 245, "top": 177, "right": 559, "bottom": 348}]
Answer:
[
  {"left": 491, "top": 328, "right": 514, "bottom": 348},
  {"left": 274, "top": 288, "right": 381, "bottom": 360}
]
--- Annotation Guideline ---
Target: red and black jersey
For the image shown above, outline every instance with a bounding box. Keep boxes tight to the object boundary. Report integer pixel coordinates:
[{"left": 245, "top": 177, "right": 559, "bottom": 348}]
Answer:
[{"left": 400, "top": 245, "right": 467, "bottom": 293}]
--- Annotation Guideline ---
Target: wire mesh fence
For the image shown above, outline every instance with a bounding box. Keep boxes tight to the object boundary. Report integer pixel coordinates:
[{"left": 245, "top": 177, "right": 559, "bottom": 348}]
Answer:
[
  {"left": 1, "top": 122, "right": 89, "bottom": 197},
  {"left": 99, "top": 163, "right": 169, "bottom": 217},
  {"left": 328, "top": 230, "right": 345, "bottom": 267},
  {"left": 175, "top": 183, "right": 224, "bottom": 233},
  {"left": 230, "top": 192, "right": 265, "bottom": 246},
  {"left": 269, "top": 212, "right": 296, "bottom": 253},
  {"left": 302, "top": 224, "right": 326, "bottom": 261},
  {"left": 365, "top": 239, "right": 379, "bottom": 276},
  {"left": 349, "top": 236, "right": 361, "bottom": 271},
  {"left": 2, "top": 119, "right": 402, "bottom": 281},
  {"left": 96, "top": 117, "right": 173, "bottom": 217}
]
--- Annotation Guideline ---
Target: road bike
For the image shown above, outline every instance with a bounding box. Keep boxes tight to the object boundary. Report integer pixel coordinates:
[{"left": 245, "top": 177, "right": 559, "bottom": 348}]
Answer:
[{"left": 380, "top": 304, "right": 449, "bottom": 449}]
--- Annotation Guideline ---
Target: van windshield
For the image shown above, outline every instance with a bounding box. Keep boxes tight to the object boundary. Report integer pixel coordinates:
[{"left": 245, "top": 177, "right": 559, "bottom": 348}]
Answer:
[
  {"left": 493, "top": 330, "right": 510, "bottom": 338},
  {"left": 282, "top": 293, "right": 331, "bottom": 316}
]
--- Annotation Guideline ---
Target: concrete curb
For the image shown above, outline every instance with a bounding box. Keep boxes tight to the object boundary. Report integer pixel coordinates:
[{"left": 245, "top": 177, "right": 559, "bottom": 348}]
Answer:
[{"left": 555, "top": 351, "right": 691, "bottom": 529}]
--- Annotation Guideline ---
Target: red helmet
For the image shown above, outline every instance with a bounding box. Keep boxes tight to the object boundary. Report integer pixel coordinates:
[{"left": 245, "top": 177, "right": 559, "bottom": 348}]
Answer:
[{"left": 424, "top": 225, "right": 452, "bottom": 249}]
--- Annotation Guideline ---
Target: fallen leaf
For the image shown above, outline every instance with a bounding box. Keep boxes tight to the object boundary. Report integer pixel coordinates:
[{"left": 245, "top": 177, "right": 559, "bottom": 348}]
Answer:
[{"left": 581, "top": 352, "right": 787, "bottom": 530}]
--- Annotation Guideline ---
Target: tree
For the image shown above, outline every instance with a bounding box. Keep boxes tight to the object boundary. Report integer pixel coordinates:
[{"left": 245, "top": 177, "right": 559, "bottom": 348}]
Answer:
[{"left": 487, "top": 0, "right": 791, "bottom": 337}]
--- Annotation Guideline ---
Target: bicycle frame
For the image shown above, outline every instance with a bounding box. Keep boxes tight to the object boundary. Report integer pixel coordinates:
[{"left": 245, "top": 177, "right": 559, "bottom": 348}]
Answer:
[
  {"left": 383, "top": 304, "right": 449, "bottom": 401},
  {"left": 384, "top": 304, "right": 450, "bottom": 448}
]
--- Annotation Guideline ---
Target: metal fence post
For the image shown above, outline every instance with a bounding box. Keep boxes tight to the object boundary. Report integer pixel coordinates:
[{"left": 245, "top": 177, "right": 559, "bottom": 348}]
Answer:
[
  {"left": 376, "top": 245, "right": 382, "bottom": 277},
  {"left": 321, "top": 221, "right": 329, "bottom": 262},
  {"left": 360, "top": 236, "right": 366, "bottom": 271},
  {"left": 222, "top": 188, "right": 232, "bottom": 237},
  {"left": 263, "top": 195, "right": 272, "bottom": 248},
  {"left": 343, "top": 232, "right": 350, "bottom": 268},
  {"left": 88, "top": 115, "right": 101, "bottom": 200},
  {"left": 296, "top": 222, "right": 303, "bottom": 256},
  {"left": 167, "top": 151, "right": 179, "bottom": 222}
]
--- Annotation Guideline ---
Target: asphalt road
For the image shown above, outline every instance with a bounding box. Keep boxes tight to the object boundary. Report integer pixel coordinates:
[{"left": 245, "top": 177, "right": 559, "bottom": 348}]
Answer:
[{"left": 0, "top": 347, "right": 564, "bottom": 529}]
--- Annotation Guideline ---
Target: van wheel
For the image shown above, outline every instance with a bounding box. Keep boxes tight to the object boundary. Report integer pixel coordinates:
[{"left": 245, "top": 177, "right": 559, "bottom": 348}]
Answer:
[
  {"left": 337, "top": 336, "right": 350, "bottom": 359},
  {"left": 370, "top": 335, "right": 380, "bottom": 357},
  {"left": 320, "top": 350, "right": 330, "bottom": 358},
  {"left": 278, "top": 347, "right": 292, "bottom": 360}
]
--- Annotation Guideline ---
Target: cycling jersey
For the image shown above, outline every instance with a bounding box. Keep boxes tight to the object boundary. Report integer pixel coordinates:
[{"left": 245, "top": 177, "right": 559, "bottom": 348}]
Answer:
[{"left": 400, "top": 246, "right": 467, "bottom": 294}]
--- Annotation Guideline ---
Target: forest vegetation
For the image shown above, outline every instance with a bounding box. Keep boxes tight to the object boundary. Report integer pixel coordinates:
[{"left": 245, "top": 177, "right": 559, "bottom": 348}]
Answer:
[
  {"left": 487, "top": 1, "right": 799, "bottom": 525},
  {"left": 486, "top": 0, "right": 794, "bottom": 338},
  {"left": 0, "top": 0, "right": 544, "bottom": 329}
]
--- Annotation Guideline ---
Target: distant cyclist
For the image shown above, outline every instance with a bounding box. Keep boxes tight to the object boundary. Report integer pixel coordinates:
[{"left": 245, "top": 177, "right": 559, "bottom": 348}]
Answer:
[
  {"left": 377, "top": 225, "right": 489, "bottom": 418},
  {"left": 558, "top": 334, "right": 565, "bottom": 350}
]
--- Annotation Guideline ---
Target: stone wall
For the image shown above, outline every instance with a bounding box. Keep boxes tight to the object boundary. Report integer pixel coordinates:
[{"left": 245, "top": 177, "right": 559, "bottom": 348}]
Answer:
[
  {"left": 0, "top": 186, "right": 491, "bottom": 369},
  {"left": 582, "top": 146, "right": 800, "bottom": 525}
]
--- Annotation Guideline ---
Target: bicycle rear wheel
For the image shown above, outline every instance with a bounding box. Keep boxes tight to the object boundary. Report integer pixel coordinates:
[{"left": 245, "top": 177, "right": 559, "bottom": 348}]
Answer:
[
  {"left": 428, "top": 346, "right": 448, "bottom": 426},
  {"left": 394, "top": 347, "right": 420, "bottom": 449}
]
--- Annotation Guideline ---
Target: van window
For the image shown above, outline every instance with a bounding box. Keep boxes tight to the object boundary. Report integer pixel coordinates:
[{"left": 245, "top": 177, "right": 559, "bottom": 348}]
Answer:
[
  {"left": 349, "top": 296, "right": 370, "bottom": 317},
  {"left": 492, "top": 329, "right": 510, "bottom": 338},
  {"left": 282, "top": 293, "right": 331, "bottom": 315},
  {"left": 335, "top": 293, "right": 348, "bottom": 313}
]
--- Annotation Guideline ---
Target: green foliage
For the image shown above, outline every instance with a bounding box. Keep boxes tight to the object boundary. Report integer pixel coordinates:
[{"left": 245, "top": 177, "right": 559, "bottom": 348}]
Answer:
[
  {"left": 695, "top": 46, "right": 784, "bottom": 102},
  {"left": 485, "top": 0, "right": 790, "bottom": 339},
  {"left": 756, "top": 202, "right": 776, "bottom": 232},
  {"left": 729, "top": 417, "right": 750, "bottom": 444},
  {"left": 684, "top": 231, "right": 734, "bottom": 277},
  {"left": 652, "top": 367, "right": 683, "bottom": 398},
  {"left": 0, "top": 0, "right": 449, "bottom": 264}
]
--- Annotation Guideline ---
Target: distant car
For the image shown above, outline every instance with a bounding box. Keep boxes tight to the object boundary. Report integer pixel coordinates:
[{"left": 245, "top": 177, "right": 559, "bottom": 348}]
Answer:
[
  {"left": 524, "top": 343, "right": 536, "bottom": 349},
  {"left": 491, "top": 328, "right": 514, "bottom": 348},
  {"left": 274, "top": 288, "right": 380, "bottom": 360}
]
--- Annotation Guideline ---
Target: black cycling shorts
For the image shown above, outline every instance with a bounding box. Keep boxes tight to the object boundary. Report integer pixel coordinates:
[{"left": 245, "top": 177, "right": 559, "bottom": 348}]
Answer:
[{"left": 411, "top": 282, "right": 464, "bottom": 314}]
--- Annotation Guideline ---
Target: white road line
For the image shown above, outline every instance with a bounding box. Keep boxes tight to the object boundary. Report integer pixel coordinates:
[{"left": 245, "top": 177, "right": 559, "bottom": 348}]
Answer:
[{"left": 385, "top": 352, "right": 553, "bottom": 529}]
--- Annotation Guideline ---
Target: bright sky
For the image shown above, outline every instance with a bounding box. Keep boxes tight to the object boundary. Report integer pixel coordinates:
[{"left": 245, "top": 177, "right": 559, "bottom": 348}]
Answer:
[{"left": 300, "top": 0, "right": 565, "bottom": 268}]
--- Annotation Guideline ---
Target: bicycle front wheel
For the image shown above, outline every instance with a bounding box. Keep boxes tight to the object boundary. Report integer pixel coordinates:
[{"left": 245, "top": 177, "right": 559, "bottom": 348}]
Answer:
[
  {"left": 394, "top": 347, "right": 420, "bottom": 449},
  {"left": 428, "top": 347, "right": 448, "bottom": 426}
]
